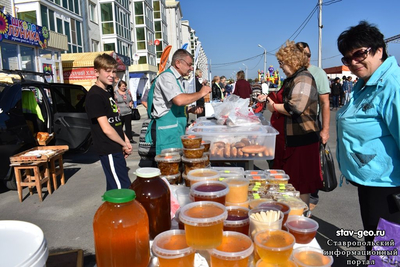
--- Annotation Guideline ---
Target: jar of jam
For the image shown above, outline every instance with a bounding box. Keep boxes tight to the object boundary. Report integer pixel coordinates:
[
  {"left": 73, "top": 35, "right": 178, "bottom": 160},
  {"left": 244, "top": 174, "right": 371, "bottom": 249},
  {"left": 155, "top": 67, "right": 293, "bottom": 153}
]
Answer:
[
  {"left": 130, "top": 167, "right": 171, "bottom": 239},
  {"left": 93, "top": 189, "right": 150, "bottom": 267}
]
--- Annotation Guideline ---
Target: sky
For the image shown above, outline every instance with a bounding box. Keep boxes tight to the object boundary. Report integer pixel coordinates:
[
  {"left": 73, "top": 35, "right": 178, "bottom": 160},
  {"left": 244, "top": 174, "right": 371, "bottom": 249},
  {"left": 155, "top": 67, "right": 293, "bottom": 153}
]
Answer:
[{"left": 179, "top": 0, "right": 400, "bottom": 80}]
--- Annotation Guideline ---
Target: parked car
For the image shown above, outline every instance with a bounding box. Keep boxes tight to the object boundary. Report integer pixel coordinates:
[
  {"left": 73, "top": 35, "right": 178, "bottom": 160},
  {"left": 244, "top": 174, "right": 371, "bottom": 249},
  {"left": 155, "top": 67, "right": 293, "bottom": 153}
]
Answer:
[{"left": 0, "top": 70, "right": 91, "bottom": 190}]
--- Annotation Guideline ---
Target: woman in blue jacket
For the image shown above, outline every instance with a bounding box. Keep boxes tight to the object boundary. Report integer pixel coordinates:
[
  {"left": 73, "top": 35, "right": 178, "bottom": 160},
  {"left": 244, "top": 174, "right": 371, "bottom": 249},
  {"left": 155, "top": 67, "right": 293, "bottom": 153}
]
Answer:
[{"left": 336, "top": 21, "right": 400, "bottom": 252}]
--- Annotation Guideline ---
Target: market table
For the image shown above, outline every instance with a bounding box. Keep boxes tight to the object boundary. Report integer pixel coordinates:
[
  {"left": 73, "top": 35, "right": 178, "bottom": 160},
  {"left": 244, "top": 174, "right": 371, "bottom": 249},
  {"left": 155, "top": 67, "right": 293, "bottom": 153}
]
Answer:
[{"left": 9, "top": 145, "right": 69, "bottom": 202}]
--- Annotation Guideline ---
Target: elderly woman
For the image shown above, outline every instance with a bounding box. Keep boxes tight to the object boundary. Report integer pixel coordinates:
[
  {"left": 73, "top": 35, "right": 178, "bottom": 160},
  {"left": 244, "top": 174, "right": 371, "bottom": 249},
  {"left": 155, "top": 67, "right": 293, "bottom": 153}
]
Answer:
[
  {"left": 114, "top": 80, "right": 136, "bottom": 143},
  {"left": 259, "top": 41, "right": 322, "bottom": 210},
  {"left": 336, "top": 21, "right": 400, "bottom": 251}
]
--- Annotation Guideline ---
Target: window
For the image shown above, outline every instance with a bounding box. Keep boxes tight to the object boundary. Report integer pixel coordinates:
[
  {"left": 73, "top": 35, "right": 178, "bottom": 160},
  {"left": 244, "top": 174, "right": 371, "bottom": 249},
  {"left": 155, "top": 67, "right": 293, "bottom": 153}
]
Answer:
[
  {"left": 74, "top": 0, "right": 80, "bottom": 14},
  {"left": 154, "top": 1, "right": 160, "bottom": 19},
  {"left": 136, "top": 27, "right": 146, "bottom": 50},
  {"left": 20, "top": 46, "right": 36, "bottom": 72},
  {"left": 52, "top": 85, "right": 87, "bottom": 113},
  {"left": 139, "top": 55, "right": 147, "bottom": 64},
  {"left": 71, "top": 19, "right": 76, "bottom": 44},
  {"left": 89, "top": 2, "right": 97, "bottom": 23},
  {"left": 76, "top": 21, "right": 82, "bottom": 46},
  {"left": 134, "top": 2, "right": 144, "bottom": 24},
  {"left": 154, "top": 21, "right": 162, "bottom": 39},
  {"left": 39, "top": 49, "right": 52, "bottom": 59},
  {"left": 101, "top": 3, "right": 114, "bottom": 34},
  {"left": 40, "top": 5, "right": 48, "bottom": 28},
  {"left": 17, "top": 11, "right": 37, "bottom": 24},
  {"left": 64, "top": 21, "right": 70, "bottom": 52},
  {"left": 1, "top": 42, "right": 19, "bottom": 69},
  {"left": 104, "top": 43, "right": 115, "bottom": 51},
  {"left": 56, "top": 18, "right": 63, "bottom": 33},
  {"left": 49, "top": 10, "right": 55, "bottom": 31}
]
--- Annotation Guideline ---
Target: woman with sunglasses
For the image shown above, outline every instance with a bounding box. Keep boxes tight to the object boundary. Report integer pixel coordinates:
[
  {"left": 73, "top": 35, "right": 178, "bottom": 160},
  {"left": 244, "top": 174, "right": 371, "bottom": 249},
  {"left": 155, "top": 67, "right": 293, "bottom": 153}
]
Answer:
[
  {"left": 258, "top": 41, "right": 322, "bottom": 212},
  {"left": 336, "top": 21, "right": 400, "bottom": 253}
]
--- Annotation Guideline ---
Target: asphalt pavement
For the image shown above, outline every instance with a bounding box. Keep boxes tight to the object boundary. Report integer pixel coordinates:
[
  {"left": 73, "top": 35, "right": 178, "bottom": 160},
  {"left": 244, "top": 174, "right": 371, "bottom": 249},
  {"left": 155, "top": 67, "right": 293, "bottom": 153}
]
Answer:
[{"left": 0, "top": 105, "right": 368, "bottom": 267}]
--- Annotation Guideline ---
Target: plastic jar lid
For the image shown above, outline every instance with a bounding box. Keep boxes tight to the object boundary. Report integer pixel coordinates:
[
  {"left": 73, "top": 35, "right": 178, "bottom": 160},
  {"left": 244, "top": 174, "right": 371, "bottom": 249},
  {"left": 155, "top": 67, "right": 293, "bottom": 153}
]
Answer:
[
  {"left": 102, "top": 189, "right": 136, "bottom": 203},
  {"left": 160, "top": 172, "right": 181, "bottom": 180},
  {"left": 181, "top": 155, "right": 208, "bottom": 163},
  {"left": 225, "top": 198, "right": 250, "bottom": 208},
  {"left": 179, "top": 201, "right": 227, "bottom": 226},
  {"left": 254, "top": 229, "right": 295, "bottom": 251},
  {"left": 134, "top": 167, "right": 161, "bottom": 178},
  {"left": 245, "top": 170, "right": 266, "bottom": 176},
  {"left": 183, "top": 145, "right": 205, "bottom": 152},
  {"left": 285, "top": 215, "right": 319, "bottom": 233},
  {"left": 187, "top": 168, "right": 220, "bottom": 182},
  {"left": 161, "top": 147, "right": 183, "bottom": 155},
  {"left": 151, "top": 230, "right": 195, "bottom": 259},
  {"left": 155, "top": 153, "right": 181, "bottom": 163},
  {"left": 292, "top": 246, "right": 333, "bottom": 267},
  {"left": 208, "top": 231, "right": 254, "bottom": 260},
  {"left": 190, "top": 181, "right": 229, "bottom": 198},
  {"left": 181, "top": 134, "right": 202, "bottom": 140},
  {"left": 266, "top": 169, "right": 285, "bottom": 175},
  {"left": 267, "top": 174, "right": 290, "bottom": 181},
  {"left": 224, "top": 178, "right": 250, "bottom": 187}
]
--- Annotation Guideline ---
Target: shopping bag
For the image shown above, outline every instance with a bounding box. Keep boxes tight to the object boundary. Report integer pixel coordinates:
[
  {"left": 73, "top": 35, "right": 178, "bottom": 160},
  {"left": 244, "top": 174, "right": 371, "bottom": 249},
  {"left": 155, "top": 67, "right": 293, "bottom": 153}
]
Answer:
[
  {"left": 131, "top": 108, "right": 141, "bottom": 120},
  {"left": 369, "top": 218, "right": 400, "bottom": 266},
  {"left": 319, "top": 143, "right": 338, "bottom": 192}
]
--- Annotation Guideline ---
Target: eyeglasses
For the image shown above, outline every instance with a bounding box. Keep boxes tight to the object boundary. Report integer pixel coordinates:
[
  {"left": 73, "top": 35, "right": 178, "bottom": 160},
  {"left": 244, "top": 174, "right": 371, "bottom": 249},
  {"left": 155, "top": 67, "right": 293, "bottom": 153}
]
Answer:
[
  {"left": 341, "top": 47, "right": 371, "bottom": 66},
  {"left": 278, "top": 61, "right": 284, "bottom": 66},
  {"left": 305, "top": 53, "right": 311, "bottom": 58},
  {"left": 180, "top": 59, "right": 194, "bottom": 68}
]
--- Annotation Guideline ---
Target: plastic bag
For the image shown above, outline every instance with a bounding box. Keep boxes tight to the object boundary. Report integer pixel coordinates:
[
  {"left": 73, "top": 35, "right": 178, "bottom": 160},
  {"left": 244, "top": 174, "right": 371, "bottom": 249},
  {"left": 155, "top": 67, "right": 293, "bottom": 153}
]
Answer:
[
  {"left": 211, "top": 95, "right": 261, "bottom": 126},
  {"left": 369, "top": 218, "right": 400, "bottom": 266}
]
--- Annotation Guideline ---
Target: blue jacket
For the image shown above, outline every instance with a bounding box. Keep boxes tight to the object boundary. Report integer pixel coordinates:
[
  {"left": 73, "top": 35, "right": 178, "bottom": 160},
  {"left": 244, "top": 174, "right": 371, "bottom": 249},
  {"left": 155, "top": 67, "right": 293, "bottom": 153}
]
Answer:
[{"left": 336, "top": 56, "right": 400, "bottom": 187}]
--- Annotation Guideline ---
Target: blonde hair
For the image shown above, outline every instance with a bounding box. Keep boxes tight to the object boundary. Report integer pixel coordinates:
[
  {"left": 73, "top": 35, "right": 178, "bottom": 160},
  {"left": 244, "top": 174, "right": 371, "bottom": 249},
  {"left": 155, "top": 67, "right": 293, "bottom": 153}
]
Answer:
[
  {"left": 212, "top": 76, "right": 220, "bottom": 83},
  {"left": 94, "top": 53, "right": 118, "bottom": 71},
  {"left": 276, "top": 40, "right": 308, "bottom": 72}
]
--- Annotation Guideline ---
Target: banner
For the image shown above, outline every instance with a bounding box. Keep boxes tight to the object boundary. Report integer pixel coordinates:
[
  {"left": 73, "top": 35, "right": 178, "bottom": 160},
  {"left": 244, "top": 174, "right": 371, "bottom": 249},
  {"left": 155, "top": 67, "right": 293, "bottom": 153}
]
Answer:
[{"left": 0, "top": 12, "right": 49, "bottom": 48}]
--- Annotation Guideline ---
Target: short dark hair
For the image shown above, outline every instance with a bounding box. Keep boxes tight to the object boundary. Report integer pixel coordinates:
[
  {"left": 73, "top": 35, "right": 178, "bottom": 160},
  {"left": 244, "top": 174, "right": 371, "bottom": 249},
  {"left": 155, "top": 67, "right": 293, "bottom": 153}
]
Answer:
[
  {"left": 118, "top": 80, "right": 127, "bottom": 88},
  {"left": 337, "top": 21, "right": 388, "bottom": 61},
  {"left": 297, "top": 42, "right": 310, "bottom": 53}
]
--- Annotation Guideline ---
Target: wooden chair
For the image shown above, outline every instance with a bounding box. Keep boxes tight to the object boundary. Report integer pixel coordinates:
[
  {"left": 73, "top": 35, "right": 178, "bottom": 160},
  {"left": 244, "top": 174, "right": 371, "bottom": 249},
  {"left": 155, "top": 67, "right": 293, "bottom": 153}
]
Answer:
[
  {"left": 49, "top": 153, "right": 65, "bottom": 190},
  {"left": 11, "top": 161, "right": 52, "bottom": 202}
]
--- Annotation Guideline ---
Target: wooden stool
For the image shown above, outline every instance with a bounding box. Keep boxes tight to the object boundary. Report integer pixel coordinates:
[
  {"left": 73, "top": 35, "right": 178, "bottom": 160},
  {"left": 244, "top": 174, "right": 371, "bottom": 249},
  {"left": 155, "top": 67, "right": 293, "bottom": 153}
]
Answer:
[
  {"left": 49, "top": 154, "right": 65, "bottom": 190},
  {"left": 12, "top": 161, "right": 52, "bottom": 202}
]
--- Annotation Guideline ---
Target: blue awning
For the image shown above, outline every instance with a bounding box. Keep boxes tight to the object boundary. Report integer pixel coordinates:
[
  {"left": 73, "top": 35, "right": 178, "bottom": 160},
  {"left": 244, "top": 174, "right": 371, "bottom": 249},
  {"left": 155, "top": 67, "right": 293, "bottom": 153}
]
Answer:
[{"left": 129, "top": 72, "right": 145, "bottom": 78}]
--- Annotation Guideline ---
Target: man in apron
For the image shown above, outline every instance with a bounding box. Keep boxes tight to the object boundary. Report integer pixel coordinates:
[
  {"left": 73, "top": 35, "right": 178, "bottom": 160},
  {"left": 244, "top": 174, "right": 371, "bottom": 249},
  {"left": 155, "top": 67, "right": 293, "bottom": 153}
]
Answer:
[{"left": 145, "top": 49, "right": 211, "bottom": 157}]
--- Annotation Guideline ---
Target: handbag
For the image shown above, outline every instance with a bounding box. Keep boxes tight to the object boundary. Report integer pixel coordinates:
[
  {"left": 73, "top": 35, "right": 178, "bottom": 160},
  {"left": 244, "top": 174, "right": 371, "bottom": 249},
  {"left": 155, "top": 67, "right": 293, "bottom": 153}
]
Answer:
[
  {"left": 319, "top": 143, "right": 338, "bottom": 192},
  {"left": 131, "top": 108, "right": 141, "bottom": 120}
]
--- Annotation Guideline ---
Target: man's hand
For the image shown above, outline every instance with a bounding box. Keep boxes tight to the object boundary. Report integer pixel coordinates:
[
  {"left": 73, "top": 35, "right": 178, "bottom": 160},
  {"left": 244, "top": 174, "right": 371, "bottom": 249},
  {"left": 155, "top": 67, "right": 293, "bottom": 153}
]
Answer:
[
  {"left": 200, "top": 85, "right": 211, "bottom": 97},
  {"left": 188, "top": 106, "right": 204, "bottom": 114}
]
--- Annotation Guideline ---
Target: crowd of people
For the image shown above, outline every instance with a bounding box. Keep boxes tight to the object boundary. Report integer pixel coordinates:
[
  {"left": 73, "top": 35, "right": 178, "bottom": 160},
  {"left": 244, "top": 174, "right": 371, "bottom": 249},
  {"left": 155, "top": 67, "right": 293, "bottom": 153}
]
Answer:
[{"left": 85, "top": 20, "right": 400, "bottom": 258}]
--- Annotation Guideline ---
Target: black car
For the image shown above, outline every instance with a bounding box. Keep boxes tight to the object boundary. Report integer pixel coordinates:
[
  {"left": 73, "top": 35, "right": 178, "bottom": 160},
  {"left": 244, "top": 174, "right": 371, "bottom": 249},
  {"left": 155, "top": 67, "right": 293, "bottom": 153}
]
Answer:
[{"left": 0, "top": 70, "right": 91, "bottom": 189}]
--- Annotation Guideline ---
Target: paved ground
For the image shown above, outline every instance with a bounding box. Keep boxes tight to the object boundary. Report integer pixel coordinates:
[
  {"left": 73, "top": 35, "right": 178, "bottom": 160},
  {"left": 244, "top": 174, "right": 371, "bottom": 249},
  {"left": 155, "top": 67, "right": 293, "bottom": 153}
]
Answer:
[{"left": 0, "top": 105, "right": 368, "bottom": 267}]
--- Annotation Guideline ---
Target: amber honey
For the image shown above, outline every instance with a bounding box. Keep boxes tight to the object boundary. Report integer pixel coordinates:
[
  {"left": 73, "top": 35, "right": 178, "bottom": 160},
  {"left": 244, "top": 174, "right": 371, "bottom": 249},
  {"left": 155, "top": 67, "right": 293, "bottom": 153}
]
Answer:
[{"left": 254, "top": 230, "right": 295, "bottom": 264}]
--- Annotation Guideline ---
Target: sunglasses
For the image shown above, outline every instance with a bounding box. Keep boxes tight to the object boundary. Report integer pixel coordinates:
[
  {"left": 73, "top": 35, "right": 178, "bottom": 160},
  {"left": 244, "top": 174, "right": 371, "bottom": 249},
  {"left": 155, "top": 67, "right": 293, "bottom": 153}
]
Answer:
[{"left": 341, "top": 47, "right": 371, "bottom": 66}]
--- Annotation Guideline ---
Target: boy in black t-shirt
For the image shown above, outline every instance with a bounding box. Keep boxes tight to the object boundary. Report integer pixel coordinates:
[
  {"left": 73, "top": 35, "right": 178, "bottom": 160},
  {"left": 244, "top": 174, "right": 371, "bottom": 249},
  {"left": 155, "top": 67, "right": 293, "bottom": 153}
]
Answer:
[{"left": 85, "top": 53, "right": 132, "bottom": 190}]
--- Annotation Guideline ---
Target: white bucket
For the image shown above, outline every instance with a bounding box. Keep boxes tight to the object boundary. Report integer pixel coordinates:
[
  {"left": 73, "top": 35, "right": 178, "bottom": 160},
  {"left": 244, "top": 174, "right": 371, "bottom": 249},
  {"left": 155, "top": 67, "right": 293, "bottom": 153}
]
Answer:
[{"left": 0, "top": 220, "right": 49, "bottom": 267}]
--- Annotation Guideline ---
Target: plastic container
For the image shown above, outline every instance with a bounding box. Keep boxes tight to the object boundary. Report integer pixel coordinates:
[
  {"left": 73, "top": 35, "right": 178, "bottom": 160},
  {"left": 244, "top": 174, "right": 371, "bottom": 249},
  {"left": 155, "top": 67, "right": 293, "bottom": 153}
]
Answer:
[
  {"left": 203, "top": 151, "right": 210, "bottom": 165},
  {"left": 161, "top": 147, "right": 183, "bottom": 156},
  {"left": 277, "top": 197, "right": 308, "bottom": 216},
  {"left": 183, "top": 145, "right": 205, "bottom": 158},
  {"left": 248, "top": 174, "right": 269, "bottom": 186},
  {"left": 225, "top": 198, "right": 250, "bottom": 209},
  {"left": 224, "top": 178, "right": 250, "bottom": 203},
  {"left": 93, "top": 189, "right": 150, "bottom": 267},
  {"left": 291, "top": 246, "right": 333, "bottom": 267},
  {"left": 223, "top": 206, "right": 250, "bottom": 235},
  {"left": 187, "top": 125, "right": 278, "bottom": 160},
  {"left": 160, "top": 172, "right": 181, "bottom": 185},
  {"left": 256, "top": 259, "right": 298, "bottom": 267},
  {"left": 258, "top": 201, "right": 291, "bottom": 226},
  {"left": 254, "top": 229, "right": 295, "bottom": 264},
  {"left": 190, "top": 180, "right": 229, "bottom": 205},
  {"left": 154, "top": 153, "right": 181, "bottom": 175},
  {"left": 249, "top": 198, "right": 271, "bottom": 209},
  {"left": 267, "top": 174, "right": 290, "bottom": 185},
  {"left": 245, "top": 170, "right": 266, "bottom": 176},
  {"left": 201, "top": 140, "right": 211, "bottom": 152},
  {"left": 186, "top": 168, "right": 220, "bottom": 186},
  {"left": 265, "top": 169, "right": 285, "bottom": 175},
  {"left": 211, "top": 166, "right": 245, "bottom": 176},
  {"left": 285, "top": 216, "right": 319, "bottom": 244},
  {"left": 249, "top": 207, "right": 284, "bottom": 238},
  {"left": 152, "top": 230, "right": 196, "bottom": 267},
  {"left": 181, "top": 134, "right": 202, "bottom": 148},
  {"left": 208, "top": 231, "right": 254, "bottom": 267},
  {"left": 130, "top": 168, "right": 171, "bottom": 239},
  {"left": 181, "top": 156, "right": 208, "bottom": 174},
  {"left": 0, "top": 220, "right": 49, "bottom": 267},
  {"left": 179, "top": 201, "right": 227, "bottom": 249}
]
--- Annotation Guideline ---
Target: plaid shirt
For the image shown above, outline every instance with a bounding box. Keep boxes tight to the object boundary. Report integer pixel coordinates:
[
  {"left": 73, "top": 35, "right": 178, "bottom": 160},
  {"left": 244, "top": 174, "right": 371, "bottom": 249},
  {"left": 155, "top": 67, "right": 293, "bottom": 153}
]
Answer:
[{"left": 282, "top": 67, "right": 320, "bottom": 147}]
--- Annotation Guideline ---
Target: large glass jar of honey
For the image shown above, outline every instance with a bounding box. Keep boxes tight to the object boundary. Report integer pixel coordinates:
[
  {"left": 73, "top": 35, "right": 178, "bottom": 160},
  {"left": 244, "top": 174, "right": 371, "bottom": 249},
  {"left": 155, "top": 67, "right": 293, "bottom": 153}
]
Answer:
[
  {"left": 130, "top": 167, "right": 171, "bottom": 239},
  {"left": 93, "top": 189, "right": 150, "bottom": 267}
]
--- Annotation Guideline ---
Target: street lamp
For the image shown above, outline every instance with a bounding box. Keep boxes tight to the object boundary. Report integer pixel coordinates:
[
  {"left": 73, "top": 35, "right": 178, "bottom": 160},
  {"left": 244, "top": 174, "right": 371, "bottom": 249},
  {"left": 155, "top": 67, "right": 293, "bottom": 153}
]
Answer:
[
  {"left": 258, "top": 44, "right": 267, "bottom": 81},
  {"left": 242, "top": 63, "right": 248, "bottom": 80}
]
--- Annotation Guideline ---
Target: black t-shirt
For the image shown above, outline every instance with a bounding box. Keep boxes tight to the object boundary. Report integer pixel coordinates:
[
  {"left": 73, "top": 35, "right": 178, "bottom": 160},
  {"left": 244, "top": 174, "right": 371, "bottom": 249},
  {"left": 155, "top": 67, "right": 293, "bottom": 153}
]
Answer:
[{"left": 86, "top": 85, "right": 125, "bottom": 155}]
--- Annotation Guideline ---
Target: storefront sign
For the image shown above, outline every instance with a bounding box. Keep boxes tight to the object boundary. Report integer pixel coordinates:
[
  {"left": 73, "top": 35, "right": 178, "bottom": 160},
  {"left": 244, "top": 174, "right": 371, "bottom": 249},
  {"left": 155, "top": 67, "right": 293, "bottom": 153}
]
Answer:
[
  {"left": 63, "top": 68, "right": 96, "bottom": 80},
  {"left": 0, "top": 12, "right": 49, "bottom": 48}
]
